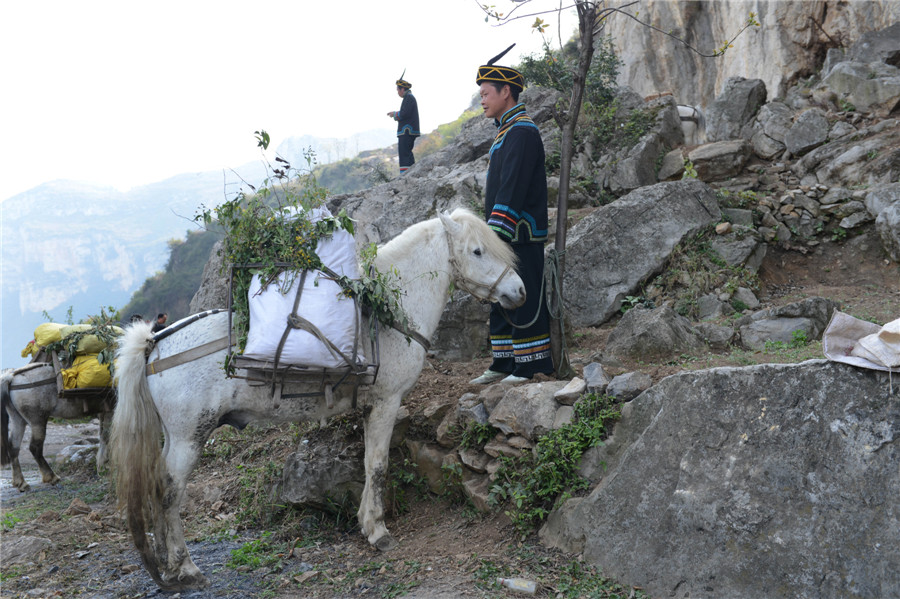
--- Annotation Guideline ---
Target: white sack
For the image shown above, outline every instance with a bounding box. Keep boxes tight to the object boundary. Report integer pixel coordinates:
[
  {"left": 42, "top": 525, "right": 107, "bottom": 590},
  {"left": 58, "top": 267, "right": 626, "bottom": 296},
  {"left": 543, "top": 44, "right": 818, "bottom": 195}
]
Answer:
[
  {"left": 823, "top": 311, "right": 900, "bottom": 372},
  {"left": 242, "top": 206, "right": 365, "bottom": 368}
]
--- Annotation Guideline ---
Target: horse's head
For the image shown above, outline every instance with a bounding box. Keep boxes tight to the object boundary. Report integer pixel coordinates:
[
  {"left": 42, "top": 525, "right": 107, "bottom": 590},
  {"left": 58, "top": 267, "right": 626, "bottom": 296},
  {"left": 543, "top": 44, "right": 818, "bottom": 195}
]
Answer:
[{"left": 439, "top": 209, "right": 526, "bottom": 309}]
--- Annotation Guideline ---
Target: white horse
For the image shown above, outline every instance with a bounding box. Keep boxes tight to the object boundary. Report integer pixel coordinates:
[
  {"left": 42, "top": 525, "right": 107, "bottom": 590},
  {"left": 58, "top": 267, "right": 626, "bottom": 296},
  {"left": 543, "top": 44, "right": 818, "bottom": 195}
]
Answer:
[
  {"left": 110, "top": 208, "right": 526, "bottom": 591},
  {"left": 678, "top": 104, "right": 707, "bottom": 146},
  {"left": 1, "top": 363, "right": 113, "bottom": 491}
]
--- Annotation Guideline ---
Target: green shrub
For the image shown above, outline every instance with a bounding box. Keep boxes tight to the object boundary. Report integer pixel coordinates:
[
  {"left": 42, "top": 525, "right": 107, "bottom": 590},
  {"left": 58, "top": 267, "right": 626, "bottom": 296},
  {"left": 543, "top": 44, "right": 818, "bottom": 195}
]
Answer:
[{"left": 489, "top": 393, "right": 620, "bottom": 534}]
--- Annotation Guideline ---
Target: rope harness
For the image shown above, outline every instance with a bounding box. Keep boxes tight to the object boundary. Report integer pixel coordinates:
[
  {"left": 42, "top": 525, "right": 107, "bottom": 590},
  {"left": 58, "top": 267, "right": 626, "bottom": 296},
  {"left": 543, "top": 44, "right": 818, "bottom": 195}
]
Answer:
[
  {"left": 444, "top": 228, "right": 515, "bottom": 305},
  {"left": 496, "top": 248, "right": 574, "bottom": 378}
]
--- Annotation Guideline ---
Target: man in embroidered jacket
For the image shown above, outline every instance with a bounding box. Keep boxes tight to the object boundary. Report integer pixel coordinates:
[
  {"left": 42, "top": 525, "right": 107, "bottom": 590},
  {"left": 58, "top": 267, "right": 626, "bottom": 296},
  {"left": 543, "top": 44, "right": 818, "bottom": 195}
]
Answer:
[
  {"left": 470, "top": 45, "right": 554, "bottom": 385},
  {"left": 387, "top": 73, "right": 420, "bottom": 174}
]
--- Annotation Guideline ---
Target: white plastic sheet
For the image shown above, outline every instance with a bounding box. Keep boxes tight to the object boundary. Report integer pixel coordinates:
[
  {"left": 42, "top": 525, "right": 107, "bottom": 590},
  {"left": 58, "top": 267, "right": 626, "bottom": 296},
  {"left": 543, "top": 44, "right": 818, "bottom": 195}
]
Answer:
[{"left": 242, "top": 206, "right": 365, "bottom": 368}]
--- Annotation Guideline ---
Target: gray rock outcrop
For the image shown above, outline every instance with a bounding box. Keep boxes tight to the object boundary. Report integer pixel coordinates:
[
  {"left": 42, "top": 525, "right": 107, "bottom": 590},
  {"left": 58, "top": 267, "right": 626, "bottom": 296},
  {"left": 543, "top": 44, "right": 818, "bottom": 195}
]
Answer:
[
  {"left": 605, "top": 0, "right": 900, "bottom": 108},
  {"left": 541, "top": 360, "right": 900, "bottom": 599},
  {"left": 606, "top": 306, "right": 706, "bottom": 360},
  {"left": 705, "top": 77, "right": 767, "bottom": 142},
  {"left": 563, "top": 179, "right": 721, "bottom": 327}
]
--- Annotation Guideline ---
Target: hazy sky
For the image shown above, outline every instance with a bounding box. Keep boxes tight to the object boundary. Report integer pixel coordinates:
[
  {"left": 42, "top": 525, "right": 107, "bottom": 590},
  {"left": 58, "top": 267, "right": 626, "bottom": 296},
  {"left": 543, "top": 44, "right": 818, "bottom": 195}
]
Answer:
[{"left": 1, "top": 1, "right": 577, "bottom": 201}]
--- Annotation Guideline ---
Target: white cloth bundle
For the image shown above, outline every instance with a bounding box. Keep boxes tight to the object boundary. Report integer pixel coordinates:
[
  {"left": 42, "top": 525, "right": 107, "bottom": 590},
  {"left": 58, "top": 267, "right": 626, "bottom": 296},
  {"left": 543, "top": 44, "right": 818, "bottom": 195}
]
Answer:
[
  {"left": 822, "top": 311, "right": 900, "bottom": 372},
  {"left": 242, "top": 206, "right": 365, "bottom": 368}
]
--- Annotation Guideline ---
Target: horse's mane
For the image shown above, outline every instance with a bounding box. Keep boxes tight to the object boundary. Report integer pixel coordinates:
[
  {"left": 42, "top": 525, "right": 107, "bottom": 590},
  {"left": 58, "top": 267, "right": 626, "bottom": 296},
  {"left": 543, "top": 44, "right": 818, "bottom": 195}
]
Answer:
[{"left": 379, "top": 208, "right": 517, "bottom": 270}]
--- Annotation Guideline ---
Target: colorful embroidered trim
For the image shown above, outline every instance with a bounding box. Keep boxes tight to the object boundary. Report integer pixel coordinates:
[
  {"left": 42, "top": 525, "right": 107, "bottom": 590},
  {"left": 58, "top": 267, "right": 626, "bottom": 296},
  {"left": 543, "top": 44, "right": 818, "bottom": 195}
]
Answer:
[
  {"left": 512, "top": 335, "right": 551, "bottom": 363},
  {"left": 490, "top": 335, "right": 514, "bottom": 358}
]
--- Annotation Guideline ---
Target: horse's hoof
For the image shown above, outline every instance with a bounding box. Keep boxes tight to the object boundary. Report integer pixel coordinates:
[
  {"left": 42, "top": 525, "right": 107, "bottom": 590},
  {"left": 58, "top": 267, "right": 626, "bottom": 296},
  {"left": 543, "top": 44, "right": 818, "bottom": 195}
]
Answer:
[
  {"left": 15, "top": 483, "right": 31, "bottom": 493},
  {"left": 374, "top": 534, "right": 398, "bottom": 552},
  {"left": 43, "top": 475, "right": 60, "bottom": 485},
  {"left": 162, "top": 571, "right": 209, "bottom": 591}
]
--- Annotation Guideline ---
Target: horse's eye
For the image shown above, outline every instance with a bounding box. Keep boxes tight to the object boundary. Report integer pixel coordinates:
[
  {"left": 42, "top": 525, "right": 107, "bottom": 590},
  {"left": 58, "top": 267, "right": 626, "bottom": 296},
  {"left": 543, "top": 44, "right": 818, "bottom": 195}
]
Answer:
[{"left": 474, "top": 248, "right": 482, "bottom": 256}]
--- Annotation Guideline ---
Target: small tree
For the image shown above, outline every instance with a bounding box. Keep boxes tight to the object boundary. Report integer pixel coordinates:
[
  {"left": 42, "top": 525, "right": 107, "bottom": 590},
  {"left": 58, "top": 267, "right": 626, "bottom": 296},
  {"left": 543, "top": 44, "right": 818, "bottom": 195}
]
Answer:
[{"left": 478, "top": 0, "right": 758, "bottom": 375}]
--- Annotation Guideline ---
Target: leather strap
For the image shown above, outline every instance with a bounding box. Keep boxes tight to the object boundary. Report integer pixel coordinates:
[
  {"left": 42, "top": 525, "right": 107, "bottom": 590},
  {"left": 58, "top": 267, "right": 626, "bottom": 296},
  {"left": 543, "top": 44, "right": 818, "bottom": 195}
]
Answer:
[
  {"left": 9, "top": 376, "right": 57, "bottom": 391},
  {"left": 146, "top": 337, "right": 230, "bottom": 376}
]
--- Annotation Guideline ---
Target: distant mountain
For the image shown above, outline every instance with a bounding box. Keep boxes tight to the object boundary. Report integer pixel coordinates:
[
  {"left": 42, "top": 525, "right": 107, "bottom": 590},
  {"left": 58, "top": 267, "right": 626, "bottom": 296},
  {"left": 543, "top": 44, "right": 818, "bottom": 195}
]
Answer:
[
  {"left": 0, "top": 130, "right": 396, "bottom": 370},
  {"left": 276, "top": 129, "right": 397, "bottom": 169}
]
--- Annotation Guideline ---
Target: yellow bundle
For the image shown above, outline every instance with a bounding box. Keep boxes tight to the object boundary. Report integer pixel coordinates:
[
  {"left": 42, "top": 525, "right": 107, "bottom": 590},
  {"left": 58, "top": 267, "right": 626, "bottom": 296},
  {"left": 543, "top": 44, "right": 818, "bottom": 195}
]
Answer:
[
  {"left": 32, "top": 323, "right": 123, "bottom": 355},
  {"left": 34, "top": 323, "right": 66, "bottom": 347},
  {"left": 20, "top": 340, "right": 38, "bottom": 358},
  {"left": 60, "top": 324, "right": 124, "bottom": 354},
  {"left": 61, "top": 354, "right": 112, "bottom": 389}
]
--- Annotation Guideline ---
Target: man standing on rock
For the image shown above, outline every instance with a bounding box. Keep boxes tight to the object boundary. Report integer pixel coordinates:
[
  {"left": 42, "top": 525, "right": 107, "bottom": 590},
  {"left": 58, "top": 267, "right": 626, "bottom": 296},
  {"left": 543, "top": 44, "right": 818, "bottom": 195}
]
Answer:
[
  {"left": 387, "top": 71, "right": 420, "bottom": 174},
  {"left": 470, "top": 44, "right": 554, "bottom": 385}
]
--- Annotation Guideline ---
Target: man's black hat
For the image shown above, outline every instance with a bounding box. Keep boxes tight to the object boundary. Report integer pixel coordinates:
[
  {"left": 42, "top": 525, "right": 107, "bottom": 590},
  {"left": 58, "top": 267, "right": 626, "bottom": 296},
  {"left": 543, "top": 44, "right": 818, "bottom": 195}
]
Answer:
[
  {"left": 476, "top": 43, "right": 524, "bottom": 92},
  {"left": 396, "top": 68, "right": 412, "bottom": 90}
]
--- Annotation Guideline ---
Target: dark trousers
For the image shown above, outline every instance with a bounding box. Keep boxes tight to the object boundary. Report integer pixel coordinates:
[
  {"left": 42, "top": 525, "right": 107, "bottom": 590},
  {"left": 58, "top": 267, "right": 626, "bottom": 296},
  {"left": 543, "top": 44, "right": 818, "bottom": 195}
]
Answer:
[
  {"left": 398, "top": 134, "right": 416, "bottom": 172},
  {"left": 488, "top": 243, "right": 554, "bottom": 378}
]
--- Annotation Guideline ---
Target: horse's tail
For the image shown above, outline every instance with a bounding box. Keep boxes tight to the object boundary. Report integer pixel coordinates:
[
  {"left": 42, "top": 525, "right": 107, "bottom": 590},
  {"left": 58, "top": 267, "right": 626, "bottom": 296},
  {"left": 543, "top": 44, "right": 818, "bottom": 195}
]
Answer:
[
  {"left": 109, "top": 322, "right": 169, "bottom": 587},
  {"left": 1, "top": 370, "right": 13, "bottom": 466},
  {"left": 694, "top": 105, "right": 706, "bottom": 141}
]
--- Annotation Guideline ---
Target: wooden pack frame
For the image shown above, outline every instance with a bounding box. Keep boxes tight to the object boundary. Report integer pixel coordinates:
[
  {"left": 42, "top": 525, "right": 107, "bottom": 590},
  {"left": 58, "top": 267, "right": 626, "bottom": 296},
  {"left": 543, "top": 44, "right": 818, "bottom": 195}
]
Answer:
[{"left": 224, "top": 262, "right": 381, "bottom": 401}]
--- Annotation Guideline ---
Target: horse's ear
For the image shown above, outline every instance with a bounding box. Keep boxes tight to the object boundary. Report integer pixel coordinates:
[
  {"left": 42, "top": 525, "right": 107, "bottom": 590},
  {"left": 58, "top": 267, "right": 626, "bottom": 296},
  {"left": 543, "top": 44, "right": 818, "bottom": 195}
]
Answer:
[{"left": 438, "top": 210, "right": 462, "bottom": 236}]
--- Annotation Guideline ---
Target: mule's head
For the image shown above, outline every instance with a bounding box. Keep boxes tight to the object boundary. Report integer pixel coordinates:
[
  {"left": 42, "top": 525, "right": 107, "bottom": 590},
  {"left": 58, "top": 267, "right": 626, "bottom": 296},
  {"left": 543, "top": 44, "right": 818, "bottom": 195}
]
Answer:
[{"left": 439, "top": 209, "right": 526, "bottom": 309}]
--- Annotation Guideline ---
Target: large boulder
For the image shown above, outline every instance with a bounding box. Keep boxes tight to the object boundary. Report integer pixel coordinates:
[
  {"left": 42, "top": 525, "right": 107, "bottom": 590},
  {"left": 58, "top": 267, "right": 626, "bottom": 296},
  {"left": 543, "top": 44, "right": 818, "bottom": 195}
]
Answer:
[
  {"left": 605, "top": 306, "right": 706, "bottom": 360},
  {"left": 784, "top": 108, "right": 830, "bottom": 156},
  {"left": 563, "top": 179, "right": 721, "bottom": 327},
  {"left": 793, "top": 118, "right": 900, "bottom": 188},
  {"left": 818, "top": 60, "right": 900, "bottom": 117},
  {"left": 705, "top": 77, "right": 767, "bottom": 142},
  {"left": 541, "top": 360, "right": 900, "bottom": 599}
]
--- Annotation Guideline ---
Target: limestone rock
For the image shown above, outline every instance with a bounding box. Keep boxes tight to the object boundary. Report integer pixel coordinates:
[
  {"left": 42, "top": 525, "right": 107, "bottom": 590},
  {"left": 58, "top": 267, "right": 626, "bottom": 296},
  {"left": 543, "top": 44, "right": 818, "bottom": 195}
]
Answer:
[
  {"left": 563, "top": 179, "right": 721, "bottom": 327},
  {"left": 488, "top": 381, "right": 568, "bottom": 440},
  {"left": 540, "top": 360, "right": 900, "bottom": 599},
  {"left": 688, "top": 139, "right": 752, "bottom": 180},
  {"left": 785, "top": 108, "right": 830, "bottom": 156},
  {"left": 606, "top": 306, "right": 707, "bottom": 360}
]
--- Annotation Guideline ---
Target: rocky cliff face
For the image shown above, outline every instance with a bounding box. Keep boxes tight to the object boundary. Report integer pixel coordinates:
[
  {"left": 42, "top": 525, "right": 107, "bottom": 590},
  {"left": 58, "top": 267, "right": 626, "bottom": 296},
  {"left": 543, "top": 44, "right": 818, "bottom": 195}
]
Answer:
[{"left": 605, "top": 0, "right": 900, "bottom": 107}]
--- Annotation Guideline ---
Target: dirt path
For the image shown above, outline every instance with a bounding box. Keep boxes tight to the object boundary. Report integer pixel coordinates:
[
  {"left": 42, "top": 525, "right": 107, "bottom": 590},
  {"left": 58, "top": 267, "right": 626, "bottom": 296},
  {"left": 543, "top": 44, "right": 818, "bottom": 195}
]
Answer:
[{"left": 0, "top": 419, "right": 99, "bottom": 500}]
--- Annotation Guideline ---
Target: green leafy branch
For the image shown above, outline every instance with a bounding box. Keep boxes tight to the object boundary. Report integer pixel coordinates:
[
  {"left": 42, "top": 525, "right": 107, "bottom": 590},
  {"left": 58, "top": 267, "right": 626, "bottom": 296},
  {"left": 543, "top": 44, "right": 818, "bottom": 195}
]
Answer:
[
  {"left": 195, "top": 130, "right": 410, "bottom": 353},
  {"left": 43, "top": 306, "right": 123, "bottom": 372}
]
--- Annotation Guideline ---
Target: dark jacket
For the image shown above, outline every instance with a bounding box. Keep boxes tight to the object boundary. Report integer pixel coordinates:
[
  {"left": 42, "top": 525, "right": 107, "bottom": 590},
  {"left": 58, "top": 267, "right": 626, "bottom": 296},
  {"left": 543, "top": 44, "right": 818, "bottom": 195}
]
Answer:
[
  {"left": 484, "top": 103, "right": 548, "bottom": 245},
  {"left": 396, "top": 92, "right": 420, "bottom": 137}
]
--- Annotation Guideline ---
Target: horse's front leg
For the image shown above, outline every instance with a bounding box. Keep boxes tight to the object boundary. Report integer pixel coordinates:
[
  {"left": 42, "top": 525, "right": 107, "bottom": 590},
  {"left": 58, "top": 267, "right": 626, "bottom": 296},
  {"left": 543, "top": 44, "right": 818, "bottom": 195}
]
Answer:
[
  {"left": 358, "top": 392, "right": 402, "bottom": 551},
  {"left": 6, "top": 409, "right": 30, "bottom": 491},
  {"left": 28, "top": 419, "right": 60, "bottom": 486},
  {"left": 155, "top": 434, "right": 211, "bottom": 590}
]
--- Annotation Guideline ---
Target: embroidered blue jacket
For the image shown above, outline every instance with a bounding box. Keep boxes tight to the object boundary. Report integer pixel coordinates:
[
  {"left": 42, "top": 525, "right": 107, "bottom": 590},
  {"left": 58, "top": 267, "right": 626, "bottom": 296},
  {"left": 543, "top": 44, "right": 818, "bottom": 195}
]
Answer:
[{"left": 484, "top": 103, "right": 548, "bottom": 245}]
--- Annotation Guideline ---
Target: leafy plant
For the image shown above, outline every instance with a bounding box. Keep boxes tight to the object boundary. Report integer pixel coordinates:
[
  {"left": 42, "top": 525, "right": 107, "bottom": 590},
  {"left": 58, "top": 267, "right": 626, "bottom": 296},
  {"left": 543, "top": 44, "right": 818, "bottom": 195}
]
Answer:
[
  {"left": 195, "top": 130, "right": 410, "bottom": 359},
  {"left": 651, "top": 225, "right": 759, "bottom": 319},
  {"left": 228, "top": 531, "right": 287, "bottom": 570},
  {"left": 831, "top": 227, "right": 848, "bottom": 242},
  {"left": 459, "top": 422, "right": 499, "bottom": 450},
  {"left": 42, "top": 306, "right": 123, "bottom": 373},
  {"left": 620, "top": 295, "right": 655, "bottom": 314},
  {"left": 519, "top": 35, "right": 621, "bottom": 108},
  {"left": 389, "top": 454, "right": 428, "bottom": 515},
  {"left": 1, "top": 513, "right": 22, "bottom": 532},
  {"left": 681, "top": 159, "right": 698, "bottom": 179},
  {"left": 555, "top": 560, "right": 650, "bottom": 598},
  {"left": 489, "top": 393, "right": 620, "bottom": 534},
  {"left": 838, "top": 98, "right": 856, "bottom": 112}
]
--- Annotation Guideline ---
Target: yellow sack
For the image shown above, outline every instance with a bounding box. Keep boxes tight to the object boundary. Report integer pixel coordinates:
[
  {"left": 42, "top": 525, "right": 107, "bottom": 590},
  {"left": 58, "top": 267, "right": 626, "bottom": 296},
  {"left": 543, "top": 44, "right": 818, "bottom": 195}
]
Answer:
[
  {"left": 34, "top": 323, "right": 66, "bottom": 347},
  {"left": 61, "top": 354, "right": 112, "bottom": 389},
  {"left": 60, "top": 324, "right": 124, "bottom": 354},
  {"left": 20, "top": 340, "right": 38, "bottom": 358}
]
